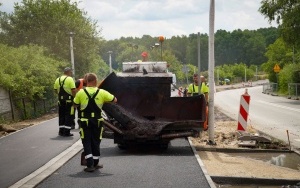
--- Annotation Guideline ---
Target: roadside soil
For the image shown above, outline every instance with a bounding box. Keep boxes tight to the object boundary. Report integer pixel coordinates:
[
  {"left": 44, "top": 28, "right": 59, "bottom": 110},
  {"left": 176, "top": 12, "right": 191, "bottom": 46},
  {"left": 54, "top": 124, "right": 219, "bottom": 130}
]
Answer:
[{"left": 190, "top": 107, "right": 300, "bottom": 180}]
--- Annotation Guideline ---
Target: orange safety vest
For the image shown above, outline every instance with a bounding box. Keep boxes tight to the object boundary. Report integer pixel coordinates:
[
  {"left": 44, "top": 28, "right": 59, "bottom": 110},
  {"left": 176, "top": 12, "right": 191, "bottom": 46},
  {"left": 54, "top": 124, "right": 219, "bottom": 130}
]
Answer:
[{"left": 203, "top": 106, "right": 208, "bottom": 131}]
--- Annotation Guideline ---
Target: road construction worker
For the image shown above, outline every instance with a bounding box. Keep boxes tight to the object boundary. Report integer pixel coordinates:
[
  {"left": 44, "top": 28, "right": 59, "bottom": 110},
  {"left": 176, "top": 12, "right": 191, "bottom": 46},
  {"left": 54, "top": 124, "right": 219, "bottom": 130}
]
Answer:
[
  {"left": 187, "top": 74, "right": 209, "bottom": 102},
  {"left": 72, "top": 76, "right": 87, "bottom": 129},
  {"left": 74, "top": 73, "right": 117, "bottom": 172},
  {"left": 54, "top": 67, "right": 76, "bottom": 136},
  {"left": 75, "top": 78, "right": 87, "bottom": 91},
  {"left": 187, "top": 74, "right": 209, "bottom": 130},
  {"left": 178, "top": 87, "right": 183, "bottom": 97}
]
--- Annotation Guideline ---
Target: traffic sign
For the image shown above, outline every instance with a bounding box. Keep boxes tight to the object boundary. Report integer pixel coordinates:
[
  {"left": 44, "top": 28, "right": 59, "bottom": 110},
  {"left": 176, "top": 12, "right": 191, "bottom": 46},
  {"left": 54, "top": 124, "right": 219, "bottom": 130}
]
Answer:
[
  {"left": 182, "top": 65, "right": 190, "bottom": 73},
  {"left": 273, "top": 64, "right": 281, "bottom": 73}
]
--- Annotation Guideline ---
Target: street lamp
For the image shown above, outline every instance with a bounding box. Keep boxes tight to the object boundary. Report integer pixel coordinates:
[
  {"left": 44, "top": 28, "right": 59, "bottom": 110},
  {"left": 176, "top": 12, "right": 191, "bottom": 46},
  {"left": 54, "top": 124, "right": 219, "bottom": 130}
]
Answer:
[
  {"left": 107, "top": 51, "right": 113, "bottom": 73},
  {"left": 127, "top": 43, "right": 138, "bottom": 62},
  {"left": 150, "top": 43, "right": 160, "bottom": 50},
  {"left": 158, "top": 36, "right": 164, "bottom": 61},
  {"left": 182, "top": 63, "right": 190, "bottom": 85},
  {"left": 69, "top": 32, "right": 75, "bottom": 78}
]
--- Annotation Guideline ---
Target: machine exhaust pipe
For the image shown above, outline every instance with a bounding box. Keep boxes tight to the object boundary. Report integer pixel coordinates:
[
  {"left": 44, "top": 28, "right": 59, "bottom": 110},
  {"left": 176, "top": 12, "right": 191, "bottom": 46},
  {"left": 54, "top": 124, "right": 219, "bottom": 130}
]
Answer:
[
  {"left": 161, "top": 132, "right": 195, "bottom": 139},
  {"left": 102, "top": 120, "right": 124, "bottom": 135}
]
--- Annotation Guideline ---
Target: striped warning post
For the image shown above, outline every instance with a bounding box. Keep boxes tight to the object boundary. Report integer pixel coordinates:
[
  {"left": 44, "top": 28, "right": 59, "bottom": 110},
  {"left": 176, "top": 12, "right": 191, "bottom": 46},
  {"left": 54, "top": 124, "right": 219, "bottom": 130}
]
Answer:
[{"left": 237, "top": 89, "right": 250, "bottom": 131}]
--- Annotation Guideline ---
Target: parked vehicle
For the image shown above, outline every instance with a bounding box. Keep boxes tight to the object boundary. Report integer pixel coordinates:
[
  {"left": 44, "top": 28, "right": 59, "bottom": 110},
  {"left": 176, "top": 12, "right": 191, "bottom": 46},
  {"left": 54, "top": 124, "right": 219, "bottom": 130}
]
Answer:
[
  {"left": 171, "top": 73, "right": 176, "bottom": 91},
  {"left": 99, "top": 62, "right": 206, "bottom": 149}
]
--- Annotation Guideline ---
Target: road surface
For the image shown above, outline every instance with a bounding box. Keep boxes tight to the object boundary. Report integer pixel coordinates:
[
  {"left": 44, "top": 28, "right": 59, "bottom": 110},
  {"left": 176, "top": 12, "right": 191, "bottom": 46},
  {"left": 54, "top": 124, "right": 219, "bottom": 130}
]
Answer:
[
  {"left": 0, "top": 118, "right": 211, "bottom": 188},
  {"left": 37, "top": 138, "right": 211, "bottom": 188},
  {"left": 215, "top": 86, "right": 300, "bottom": 149},
  {"left": 0, "top": 118, "right": 80, "bottom": 188}
]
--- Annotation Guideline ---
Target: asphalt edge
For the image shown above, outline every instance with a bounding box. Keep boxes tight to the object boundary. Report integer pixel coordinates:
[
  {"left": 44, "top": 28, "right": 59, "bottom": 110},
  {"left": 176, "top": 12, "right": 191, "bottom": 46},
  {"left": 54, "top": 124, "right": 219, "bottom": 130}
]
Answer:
[
  {"left": 0, "top": 117, "right": 58, "bottom": 140},
  {"left": 188, "top": 137, "right": 216, "bottom": 188},
  {"left": 211, "top": 176, "right": 300, "bottom": 186},
  {"left": 9, "top": 139, "right": 82, "bottom": 188}
]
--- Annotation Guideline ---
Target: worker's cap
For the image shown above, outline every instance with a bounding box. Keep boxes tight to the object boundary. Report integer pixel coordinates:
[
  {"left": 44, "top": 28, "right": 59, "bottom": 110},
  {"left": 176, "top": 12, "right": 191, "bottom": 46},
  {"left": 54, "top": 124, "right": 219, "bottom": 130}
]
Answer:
[{"left": 64, "top": 67, "right": 72, "bottom": 73}]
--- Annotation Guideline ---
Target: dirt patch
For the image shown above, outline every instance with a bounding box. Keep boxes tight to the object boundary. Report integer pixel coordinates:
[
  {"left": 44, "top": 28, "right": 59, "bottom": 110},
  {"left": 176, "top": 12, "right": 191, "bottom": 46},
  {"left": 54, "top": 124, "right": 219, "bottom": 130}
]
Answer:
[
  {"left": 190, "top": 107, "right": 300, "bottom": 181},
  {"left": 0, "top": 113, "right": 57, "bottom": 138},
  {"left": 198, "top": 151, "right": 300, "bottom": 180},
  {"left": 191, "top": 107, "right": 289, "bottom": 150}
]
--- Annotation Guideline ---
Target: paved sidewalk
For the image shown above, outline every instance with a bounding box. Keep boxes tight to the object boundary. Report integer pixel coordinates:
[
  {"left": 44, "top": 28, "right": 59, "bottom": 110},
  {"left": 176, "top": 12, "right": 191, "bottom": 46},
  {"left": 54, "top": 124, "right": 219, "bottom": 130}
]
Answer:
[{"left": 0, "top": 118, "right": 80, "bottom": 188}]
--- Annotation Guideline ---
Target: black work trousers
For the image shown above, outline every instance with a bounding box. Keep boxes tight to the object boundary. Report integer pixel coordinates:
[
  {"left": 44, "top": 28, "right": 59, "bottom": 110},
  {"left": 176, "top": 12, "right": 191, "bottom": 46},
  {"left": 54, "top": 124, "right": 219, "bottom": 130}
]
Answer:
[
  {"left": 80, "top": 118, "right": 103, "bottom": 168},
  {"left": 58, "top": 100, "right": 74, "bottom": 135}
]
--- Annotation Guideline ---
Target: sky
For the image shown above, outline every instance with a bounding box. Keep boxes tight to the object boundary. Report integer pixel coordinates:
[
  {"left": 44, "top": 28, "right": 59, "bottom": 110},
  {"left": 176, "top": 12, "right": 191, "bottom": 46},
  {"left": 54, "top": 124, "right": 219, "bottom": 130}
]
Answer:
[{"left": 0, "top": 0, "right": 276, "bottom": 40}]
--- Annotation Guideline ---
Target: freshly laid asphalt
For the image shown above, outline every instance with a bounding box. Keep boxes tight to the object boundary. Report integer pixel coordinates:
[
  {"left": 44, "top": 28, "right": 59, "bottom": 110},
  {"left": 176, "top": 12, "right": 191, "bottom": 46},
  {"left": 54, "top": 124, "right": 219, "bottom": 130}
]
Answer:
[
  {"left": 36, "top": 138, "right": 211, "bottom": 188},
  {"left": 0, "top": 118, "right": 80, "bottom": 188},
  {"left": 0, "top": 117, "right": 211, "bottom": 188}
]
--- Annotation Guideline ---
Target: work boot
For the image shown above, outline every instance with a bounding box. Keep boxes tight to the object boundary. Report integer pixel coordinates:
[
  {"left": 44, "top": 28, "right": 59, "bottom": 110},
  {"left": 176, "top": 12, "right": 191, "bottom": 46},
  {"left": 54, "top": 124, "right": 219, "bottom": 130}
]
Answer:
[
  {"left": 84, "top": 166, "right": 95, "bottom": 172},
  {"left": 58, "top": 128, "right": 64, "bottom": 136},
  {"left": 94, "top": 164, "right": 103, "bottom": 169},
  {"left": 63, "top": 133, "right": 74, "bottom": 137},
  {"left": 81, "top": 152, "right": 87, "bottom": 166}
]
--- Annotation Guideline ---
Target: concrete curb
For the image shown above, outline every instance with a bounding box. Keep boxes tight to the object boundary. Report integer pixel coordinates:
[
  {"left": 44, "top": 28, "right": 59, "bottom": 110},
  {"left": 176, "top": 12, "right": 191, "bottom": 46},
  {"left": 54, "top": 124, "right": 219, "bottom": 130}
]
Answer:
[
  {"left": 188, "top": 137, "right": 216, "bottom": 188},
  {"left": 211, "top": 176, "right": 300, "bottom": 186},
  {"left": 9, "top": 139, "right": 82, "bottom": 188},
  {"left": 194, "top": 146, "right": 296, "bottom": 153}
]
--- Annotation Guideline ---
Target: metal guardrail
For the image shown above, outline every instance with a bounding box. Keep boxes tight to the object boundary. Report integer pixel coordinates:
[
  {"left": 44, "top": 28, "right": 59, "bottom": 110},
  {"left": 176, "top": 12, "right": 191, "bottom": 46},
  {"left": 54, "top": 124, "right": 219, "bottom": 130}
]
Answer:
[
  {"left": 288, "top": 83, "right": 300, "bottom": 100},
  {"left": 262, "top": 83, "right": 278, "bottom": 96}
]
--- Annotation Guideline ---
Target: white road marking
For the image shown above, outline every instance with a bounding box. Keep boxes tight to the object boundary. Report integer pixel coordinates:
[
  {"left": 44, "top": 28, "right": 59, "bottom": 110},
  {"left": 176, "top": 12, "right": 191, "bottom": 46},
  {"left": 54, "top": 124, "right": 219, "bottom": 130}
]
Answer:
[{"left": 258, "top": 100, "right": 300, "bottom": 113}]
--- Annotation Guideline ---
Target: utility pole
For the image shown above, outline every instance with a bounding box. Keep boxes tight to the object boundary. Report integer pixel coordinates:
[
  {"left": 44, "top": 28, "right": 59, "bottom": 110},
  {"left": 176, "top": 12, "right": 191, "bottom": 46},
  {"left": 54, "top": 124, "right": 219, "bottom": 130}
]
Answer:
[
  {"left": 293, "top": 45, "right": 295, "bottom": 64},
  {"left": 256, "top": 66, "right": 258, "bottom": 81},
  {"left": 217, "top": 69, "right": 219, "bottom": 85},
  {"left": 69, "top": 32, "right": 75, "bottom": 79},
  {"left": 244, "top": 66, "right": 247, "bottom": 83},
  {"left": 198, "top": 32, "right": 201, "bottom": 95},
  {"left": 107, "top": 51, "right": 113, "bottom": 73},
  {"left": 208, "top": 0, "right": 215, "bottom": 144},
  {"left": 159, "top": 36, "right": 164, "bottom": 61}
]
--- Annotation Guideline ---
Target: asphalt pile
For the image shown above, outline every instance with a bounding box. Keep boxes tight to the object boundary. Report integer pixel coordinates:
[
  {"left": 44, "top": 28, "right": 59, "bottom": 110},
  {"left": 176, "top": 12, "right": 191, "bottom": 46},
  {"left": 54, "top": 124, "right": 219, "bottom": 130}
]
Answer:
[{"left": 103, "top": 103, "right": 170, "bottom": 138}]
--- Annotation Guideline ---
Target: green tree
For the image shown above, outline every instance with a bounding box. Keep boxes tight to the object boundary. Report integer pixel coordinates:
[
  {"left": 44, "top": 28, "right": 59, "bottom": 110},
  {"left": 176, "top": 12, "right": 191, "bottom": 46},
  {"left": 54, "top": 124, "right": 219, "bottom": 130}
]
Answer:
[
  {"left": 278, "top": 63, "right": 300, "bottom": 94},
  {"left": 1, "top": 0, "right": 107, "bottom": 79},
  {"left": 259, "top": 0, "right": 300, "bottom": 47},
  {"left": 186, "top": 33, "right": 209, "bottom": 71},
  {"left": 0, "top": 44, "right": 66, "bottom": 99},
  {"left": 261, "top": 37, "right": 293, "bottom": 82}
]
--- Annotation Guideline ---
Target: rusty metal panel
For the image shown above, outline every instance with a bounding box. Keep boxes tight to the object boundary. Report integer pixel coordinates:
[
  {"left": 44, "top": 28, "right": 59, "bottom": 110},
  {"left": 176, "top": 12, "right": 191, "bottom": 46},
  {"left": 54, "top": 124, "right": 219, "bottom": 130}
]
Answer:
[{"left": 99, "top": 72, "right": 205, "bottom": 125}]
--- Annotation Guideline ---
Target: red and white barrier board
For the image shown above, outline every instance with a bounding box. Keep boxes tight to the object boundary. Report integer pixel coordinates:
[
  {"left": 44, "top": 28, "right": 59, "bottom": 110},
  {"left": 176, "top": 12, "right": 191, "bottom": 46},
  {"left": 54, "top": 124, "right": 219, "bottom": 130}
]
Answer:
[{"left": 237, "top": 89, "right": 251, "bottom": 131}]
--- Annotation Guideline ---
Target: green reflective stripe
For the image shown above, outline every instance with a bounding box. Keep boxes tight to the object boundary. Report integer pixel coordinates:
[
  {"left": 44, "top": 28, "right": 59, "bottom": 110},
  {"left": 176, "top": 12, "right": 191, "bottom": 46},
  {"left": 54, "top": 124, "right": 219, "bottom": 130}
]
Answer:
[
  {"left": 60, "top": 96, "right": 64, "bottom": 100},
  {"left": 81, "top": 112, "right": 84, "bottom": 117},
  {"left": 100, "top": 127, "right": 103, "bottom": 140},
  {"left": 98, "top": 118, "right": 104, "bottom": 140},
  {"left": 80, "top": 128, "right": 84, "bottom": 139},
  {"left": 80, "top": 118, "right": 89, "bottom": 126},
  {"left": 70, "top": 107, "right": 74, "bottom": 115},
  {"left": 91, "top": 112, "right": 94, "bottom": 118},
  {"left": 66, "top": 100, "right": 72, "bottom": 103}
]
